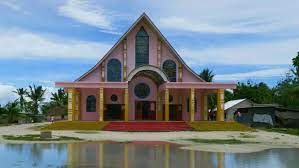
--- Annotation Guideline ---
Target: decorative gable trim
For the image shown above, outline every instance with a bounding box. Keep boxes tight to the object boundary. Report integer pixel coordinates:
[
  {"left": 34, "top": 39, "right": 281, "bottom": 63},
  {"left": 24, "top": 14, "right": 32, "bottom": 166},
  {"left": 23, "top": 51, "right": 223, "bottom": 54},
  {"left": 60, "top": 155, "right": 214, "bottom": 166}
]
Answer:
[{"left": 76, "top": 13, "right": 205, "bottom": 82}]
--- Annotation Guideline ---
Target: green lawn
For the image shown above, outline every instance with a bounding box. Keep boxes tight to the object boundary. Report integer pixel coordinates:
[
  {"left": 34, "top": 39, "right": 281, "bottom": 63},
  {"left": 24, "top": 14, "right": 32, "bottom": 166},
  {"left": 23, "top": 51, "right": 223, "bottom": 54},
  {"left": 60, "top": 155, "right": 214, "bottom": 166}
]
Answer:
[
  {"left": 185, "top": 138, "right": 255, "bottom": 144},
  {"left": 2, "top": 134, "right": 82, "bottom": 141},
  {"left": 264, "top": 128, "right": 299, "bottom": 136},
  {"left": 188, "top": 121, "right": 254, "bottom": 132}
]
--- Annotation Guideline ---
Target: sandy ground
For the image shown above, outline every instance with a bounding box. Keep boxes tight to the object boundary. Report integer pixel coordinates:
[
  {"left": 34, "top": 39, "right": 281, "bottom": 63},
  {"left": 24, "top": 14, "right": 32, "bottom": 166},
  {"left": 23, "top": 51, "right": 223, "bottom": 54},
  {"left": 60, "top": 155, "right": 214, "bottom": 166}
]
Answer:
[{"left": 0, "top": 123, "right": 299, "bottom": 153}]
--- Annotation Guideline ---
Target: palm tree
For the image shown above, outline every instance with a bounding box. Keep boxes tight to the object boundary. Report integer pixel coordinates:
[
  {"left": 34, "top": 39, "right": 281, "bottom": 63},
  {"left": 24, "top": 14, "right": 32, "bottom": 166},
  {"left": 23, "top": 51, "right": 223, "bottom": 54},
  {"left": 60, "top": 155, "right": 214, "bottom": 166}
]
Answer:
[
  {"left": 26, "top": 85, "right": 46, "bottom": 122},
  {"left": 51, "top": 89, "right": 67, "bottom": 107},
  {"left": 199, "top": 68, "right": 217, "bottom": 115},
  {"left": 199, "top": 68, "right": 215, "bottom": 82},
  {"left": 4, "top": 101, "right": 21, "bottom": 123},
  {"left": 13, "top": 88, "right": 27, "bottom": 112}
]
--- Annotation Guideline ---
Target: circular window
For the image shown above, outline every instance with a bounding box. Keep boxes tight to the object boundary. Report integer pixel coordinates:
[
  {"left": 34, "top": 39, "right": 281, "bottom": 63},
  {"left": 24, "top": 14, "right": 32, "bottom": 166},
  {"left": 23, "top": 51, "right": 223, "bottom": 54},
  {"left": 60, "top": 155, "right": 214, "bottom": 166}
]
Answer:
[
  {"left": 111, "top": 94, "right": 118, "bottom": 102},
  {"left": 169, "top": 95, "right": 173, "bottom": 102},
  {"left": 134, "top": 83, "right": 150, "bottom": 99}
]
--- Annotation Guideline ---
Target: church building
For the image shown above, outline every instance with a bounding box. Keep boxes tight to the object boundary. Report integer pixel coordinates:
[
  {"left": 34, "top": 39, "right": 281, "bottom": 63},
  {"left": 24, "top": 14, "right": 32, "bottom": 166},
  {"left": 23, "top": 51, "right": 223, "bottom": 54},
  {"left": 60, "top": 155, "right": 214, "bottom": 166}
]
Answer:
[{"left": 56, "top": 13, "right": 236, "bottom": 122}]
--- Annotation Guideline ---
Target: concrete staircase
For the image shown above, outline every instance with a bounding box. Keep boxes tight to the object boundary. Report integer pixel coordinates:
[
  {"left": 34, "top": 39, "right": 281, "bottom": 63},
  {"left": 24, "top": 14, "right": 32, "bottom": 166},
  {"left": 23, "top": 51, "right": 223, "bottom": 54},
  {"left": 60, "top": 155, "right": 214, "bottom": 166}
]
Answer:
[{"left": 103, "top": 121, "right": 193, "bottom": 131}]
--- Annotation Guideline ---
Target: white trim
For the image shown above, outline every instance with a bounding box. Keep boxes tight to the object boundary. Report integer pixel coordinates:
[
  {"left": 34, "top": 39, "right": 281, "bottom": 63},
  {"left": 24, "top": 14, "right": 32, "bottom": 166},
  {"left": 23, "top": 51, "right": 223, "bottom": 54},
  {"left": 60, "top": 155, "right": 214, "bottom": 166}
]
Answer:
[
  {"left": 127, "top": 65, "right": 169, "bottom": 82},
  {"left": 75, "top": 13, "right": 205, "bottom": 82}
]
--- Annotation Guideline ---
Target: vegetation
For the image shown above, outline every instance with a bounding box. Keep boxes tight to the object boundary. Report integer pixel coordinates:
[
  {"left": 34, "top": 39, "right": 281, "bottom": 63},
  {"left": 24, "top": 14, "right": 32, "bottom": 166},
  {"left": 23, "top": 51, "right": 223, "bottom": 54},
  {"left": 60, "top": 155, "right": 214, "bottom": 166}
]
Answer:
[
  {"left": 0, "top": 85, "right": 67, "bottom": 124},
  {"left": 188, "top": 121, "right": 254, "bottom": 131},
  {"left": 41, "top": 121, "right": 109, "bottom": 130},
  {"left": 264, "top": 128, "right": 299, "bottom": 136},
  {"left": 185, "top": 138, "right": 252, "bottom": 144},
  {"left": 2, "top": 134, "right": 82, "bottom": 141},
  {"left": 41, "top": 88, "right": 67, "bottom": 119},
  {"left": 200, "top": 52, "right": 299, "bottom": 111},
  {"left": 199, "top": 68, "right": 217, "bottom": 110}
]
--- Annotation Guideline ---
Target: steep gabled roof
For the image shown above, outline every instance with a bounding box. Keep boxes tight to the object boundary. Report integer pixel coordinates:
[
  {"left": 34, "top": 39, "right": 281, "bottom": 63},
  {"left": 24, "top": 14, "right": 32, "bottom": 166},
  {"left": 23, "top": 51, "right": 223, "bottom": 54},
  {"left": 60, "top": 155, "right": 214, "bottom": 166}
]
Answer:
[{"left": 76, "top": 13, "right": 204, "bottom": 82}]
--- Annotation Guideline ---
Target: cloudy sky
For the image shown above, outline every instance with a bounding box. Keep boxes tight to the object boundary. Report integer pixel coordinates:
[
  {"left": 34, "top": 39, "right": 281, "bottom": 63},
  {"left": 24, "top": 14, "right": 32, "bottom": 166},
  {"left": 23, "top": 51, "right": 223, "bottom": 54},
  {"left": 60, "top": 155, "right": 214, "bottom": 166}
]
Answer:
[{"left": 0, "top": 0, "right": 298, "bottom": 105}]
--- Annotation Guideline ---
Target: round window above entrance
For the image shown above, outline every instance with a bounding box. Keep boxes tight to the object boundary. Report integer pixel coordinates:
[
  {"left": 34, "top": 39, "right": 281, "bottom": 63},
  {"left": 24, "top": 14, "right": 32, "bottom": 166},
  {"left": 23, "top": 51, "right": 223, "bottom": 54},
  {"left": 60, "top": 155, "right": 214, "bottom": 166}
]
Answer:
[
  {"left": 134, "top": 83, "right": 150, "bottom": 99},
  {"left": 111, "top": 94, "right": 118, "bottom": 102}
]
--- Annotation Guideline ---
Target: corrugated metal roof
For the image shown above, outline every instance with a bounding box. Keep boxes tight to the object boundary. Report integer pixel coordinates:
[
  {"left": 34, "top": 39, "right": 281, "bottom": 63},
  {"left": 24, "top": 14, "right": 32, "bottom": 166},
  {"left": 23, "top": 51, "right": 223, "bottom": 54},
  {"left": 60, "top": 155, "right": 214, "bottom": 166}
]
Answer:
[{"left": 213, "top": 99, "right": 246, "bottom": 111}]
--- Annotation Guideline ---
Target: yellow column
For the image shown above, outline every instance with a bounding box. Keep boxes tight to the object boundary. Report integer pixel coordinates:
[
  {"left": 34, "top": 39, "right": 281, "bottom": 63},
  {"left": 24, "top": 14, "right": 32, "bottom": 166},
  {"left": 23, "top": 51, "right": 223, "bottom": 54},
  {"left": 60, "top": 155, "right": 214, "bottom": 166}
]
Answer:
[
  {"left": 98, "top": 143, "right": 104, "bottom": 168},
  {"left": 164, "top": 144, "right": 170, "bottom": 168},
  {"left": 124, "top": 88, "right": 129, "bottom": 121},
  {"left": 74, "top": 91, "right": 81, "bottom": 120},
  {"left": 67, "top": 88, "right": 76, "bottom": 121},
  {"left": 67, "top": 143, "right": 74, "bottom": 167},
  {"left": 99, "top": 88, "right": 104, "bottom": 121},
  {"left": 217, "top": 89, "right": 225, "bottom": 121},
  {"left": 190, "top": 88, "right": 195, "bottom": 122},
  {"left": 189, "top": 150, "right": 195, "bottom": 168},
  {"left": 164, "top": 89, "right": 169, "bottom": 121},
  {"left": 156, "top": 92, "right": 162, "bottom": 121},
  {"left": 124, "top": 144, "right": 129, "bottom": 168},
  {"left": 200, "top": 92, "right": 208, "bottom": 120},
  {"left": 217, "top": 152, "right": 224, "bottom": 168}
]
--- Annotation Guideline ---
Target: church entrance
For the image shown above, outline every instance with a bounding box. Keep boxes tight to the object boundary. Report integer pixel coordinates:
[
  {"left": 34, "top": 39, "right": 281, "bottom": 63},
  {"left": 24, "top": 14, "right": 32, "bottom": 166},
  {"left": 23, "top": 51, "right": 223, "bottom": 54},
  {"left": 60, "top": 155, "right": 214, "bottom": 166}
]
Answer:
[{"left": 135, "top": 101, "right": 156, "bottom": 120}]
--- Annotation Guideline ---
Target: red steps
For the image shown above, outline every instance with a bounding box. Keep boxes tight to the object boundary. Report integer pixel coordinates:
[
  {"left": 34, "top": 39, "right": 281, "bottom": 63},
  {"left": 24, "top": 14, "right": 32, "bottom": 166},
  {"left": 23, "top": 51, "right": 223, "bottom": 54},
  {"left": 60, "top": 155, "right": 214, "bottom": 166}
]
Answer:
[{"left": 103, "top": 121, "right": 193, "bottom": 131}]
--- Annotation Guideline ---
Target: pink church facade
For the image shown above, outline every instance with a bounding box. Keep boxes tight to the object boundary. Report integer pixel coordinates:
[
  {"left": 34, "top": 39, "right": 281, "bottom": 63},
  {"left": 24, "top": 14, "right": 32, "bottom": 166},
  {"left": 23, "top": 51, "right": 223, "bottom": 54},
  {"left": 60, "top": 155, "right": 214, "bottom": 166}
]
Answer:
[{"left": 56, "top": 13, "right": 236, "bottom": 122}]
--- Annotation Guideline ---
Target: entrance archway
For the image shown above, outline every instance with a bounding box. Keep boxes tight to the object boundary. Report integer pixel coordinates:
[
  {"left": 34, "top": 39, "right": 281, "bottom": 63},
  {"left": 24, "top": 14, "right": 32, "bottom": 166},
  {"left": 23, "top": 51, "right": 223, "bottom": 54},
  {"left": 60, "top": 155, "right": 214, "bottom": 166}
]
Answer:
[{"left": 128, "top": 65, "right": 168, "bottom": 120}]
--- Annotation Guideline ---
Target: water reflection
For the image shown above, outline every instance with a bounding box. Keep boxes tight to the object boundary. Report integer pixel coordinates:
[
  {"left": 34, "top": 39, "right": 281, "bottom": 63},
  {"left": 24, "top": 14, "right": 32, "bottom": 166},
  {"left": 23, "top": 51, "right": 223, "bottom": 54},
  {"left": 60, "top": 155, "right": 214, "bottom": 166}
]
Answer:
[{"left": 0, "top": 142, "right": 298, "bottom": 168}]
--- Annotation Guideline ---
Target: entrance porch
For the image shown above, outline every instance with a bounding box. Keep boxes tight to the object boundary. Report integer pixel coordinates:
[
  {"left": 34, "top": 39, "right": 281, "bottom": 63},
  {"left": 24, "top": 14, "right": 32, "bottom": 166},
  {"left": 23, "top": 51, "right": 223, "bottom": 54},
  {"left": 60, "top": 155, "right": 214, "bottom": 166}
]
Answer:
[{"left": 56, "top": 81, "right": 235, "bottom": 122}]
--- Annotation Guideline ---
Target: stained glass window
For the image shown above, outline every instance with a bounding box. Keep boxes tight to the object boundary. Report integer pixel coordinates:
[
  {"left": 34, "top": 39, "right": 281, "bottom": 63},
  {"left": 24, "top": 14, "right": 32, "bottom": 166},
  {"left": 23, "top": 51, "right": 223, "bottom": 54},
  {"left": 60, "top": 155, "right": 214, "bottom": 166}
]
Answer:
[
  {"left": 86, "top": 95, "right": 96, "bottom": 112},
  {"left": 107, "top": 59, "right": 121, "bottom": 82},
  {"left": 134, "top": 83, "right": 150, "bottom": 99},
  {"left": 135, "top": 27, "right": 149, "bottom": 67},
  {"left": 163, "top": 60, "right": 177, "bottom": 82}
]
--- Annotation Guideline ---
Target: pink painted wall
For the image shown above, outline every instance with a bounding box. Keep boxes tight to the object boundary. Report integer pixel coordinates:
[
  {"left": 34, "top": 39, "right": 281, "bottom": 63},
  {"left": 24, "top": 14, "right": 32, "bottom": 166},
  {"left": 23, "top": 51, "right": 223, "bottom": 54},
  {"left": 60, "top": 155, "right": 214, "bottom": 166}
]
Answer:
[
  {"left": 80, "top": 88, "right": 99, "bottom": 121},
  {"left": 79, "top": 19, "right": 202, "bottom": 83},
  {"left": 128, "top": 76, "right": 157, "bottom": 120},
  {"left": 77, "top": 18, "right": 205, "bottom": 121}
]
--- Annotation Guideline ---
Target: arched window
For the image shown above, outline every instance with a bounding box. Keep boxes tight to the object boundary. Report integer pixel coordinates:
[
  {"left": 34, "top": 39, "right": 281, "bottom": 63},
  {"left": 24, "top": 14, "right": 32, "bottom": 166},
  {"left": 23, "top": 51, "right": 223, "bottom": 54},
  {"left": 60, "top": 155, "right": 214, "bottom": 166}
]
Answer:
[
  {"left": 163, "top": 60, "right": 177, "bottom": 82},
  {"left": 86, "top": 95, "right": 96, "bottom": 112},
  {"left": 107, "top": 59, "right": 121, "bottom": 82},
  {"left": 135, "top": 27, "right": 149, "bottom": 67}
]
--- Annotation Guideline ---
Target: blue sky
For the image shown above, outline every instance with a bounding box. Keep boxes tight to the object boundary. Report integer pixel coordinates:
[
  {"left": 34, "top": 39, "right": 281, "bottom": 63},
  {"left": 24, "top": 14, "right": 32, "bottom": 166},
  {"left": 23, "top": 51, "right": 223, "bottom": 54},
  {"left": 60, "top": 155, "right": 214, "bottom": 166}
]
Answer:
[{"left": 0, "top": 0, "right": 298, "bottom": 105}]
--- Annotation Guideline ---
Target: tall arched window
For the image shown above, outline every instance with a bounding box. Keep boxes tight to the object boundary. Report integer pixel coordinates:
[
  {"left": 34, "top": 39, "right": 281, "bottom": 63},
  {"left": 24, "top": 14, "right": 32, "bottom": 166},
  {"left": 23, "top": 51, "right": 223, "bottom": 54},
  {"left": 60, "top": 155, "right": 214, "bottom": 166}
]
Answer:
[
  {"left": 86, "top": 95, "right": 96, "bottom": 112},
  {"left": 107, "top": 59, "right": 121, "bottom": 81},
  {"left": 135, "top": 27, "right": 149, "bottom": 67},
  {"left": 163, "top": 60, "right": 177, "bottom": 82}
]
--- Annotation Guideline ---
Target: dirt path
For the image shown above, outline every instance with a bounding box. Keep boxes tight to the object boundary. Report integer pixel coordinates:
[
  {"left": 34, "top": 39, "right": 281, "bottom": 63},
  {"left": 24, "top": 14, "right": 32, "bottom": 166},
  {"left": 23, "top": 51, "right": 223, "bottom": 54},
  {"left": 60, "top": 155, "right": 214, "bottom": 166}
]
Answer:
[{"left": 1, "top": 123, "right": 299, "bottom": 153}]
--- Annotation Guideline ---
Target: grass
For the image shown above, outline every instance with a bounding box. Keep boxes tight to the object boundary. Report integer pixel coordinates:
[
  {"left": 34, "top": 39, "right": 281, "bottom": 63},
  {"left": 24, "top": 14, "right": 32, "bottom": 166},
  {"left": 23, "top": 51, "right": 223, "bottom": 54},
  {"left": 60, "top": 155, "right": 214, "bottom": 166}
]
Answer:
[
  {"left": 188, "top": 121, "right": 254, "bottom": 132},
  {"left": 264, "top": 128, "right": 299, "bottom": 136},
  {"left": 185, "top": 138, "right": 252, "bottom": 144},
  {"left": 2, "top": 134, "right": 82, "bottom": 141},
  {"left": 41, "top": 121, "right": 109, "bottom": 130}
]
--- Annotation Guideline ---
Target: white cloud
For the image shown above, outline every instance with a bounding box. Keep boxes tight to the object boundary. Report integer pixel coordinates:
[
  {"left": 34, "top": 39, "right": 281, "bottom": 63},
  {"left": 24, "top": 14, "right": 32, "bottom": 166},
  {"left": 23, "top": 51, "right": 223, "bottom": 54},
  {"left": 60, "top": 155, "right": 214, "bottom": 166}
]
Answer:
[
  {"left": 58, "top": 0, "right": 115, "bottom": 31},
  {"left": 160, "top": 16, "right": 274, "bottom": 34},
  {"left": 0, "top": 28, "right": 111, "bottom": 59},
  {"left": 157, "top": 0, "right": 299, "bottom": 34},
  {"left": 0, "top": 83, "right": 57, "bottom": 106},
  {"left": 0, "top": 83, "right": 18, "bottom": 105},
  {"left": 179, "top": 38, "right": 299, "bottom": 65},
  {"left": 0, "top": 0, "right": 29, "bottom": 14},
  {"left": 215, "top": 68, "right": 289, "bottom": 81}
]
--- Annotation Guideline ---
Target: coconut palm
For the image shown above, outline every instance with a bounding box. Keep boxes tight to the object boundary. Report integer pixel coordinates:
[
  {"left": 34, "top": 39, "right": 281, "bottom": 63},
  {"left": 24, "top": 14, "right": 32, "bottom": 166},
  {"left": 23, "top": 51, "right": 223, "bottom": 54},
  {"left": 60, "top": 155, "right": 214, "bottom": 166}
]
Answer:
[
  {"left": 199, "top": 68, "right": 215, "bottom": 82},
  {"left": 199, "top": 68, "right": 217, "bottom": 114},
  {"left": 4, "top": 101, "right": 21, "bottom": 123},
  {"left": 26, "top": 85, "right": 46, "bottom": 122},
  {"left": 51, "top": 89, "right": 67, "bottom": 107},
  {"left": 13, "top": 88, "right": 27, "bottom": 112}
]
